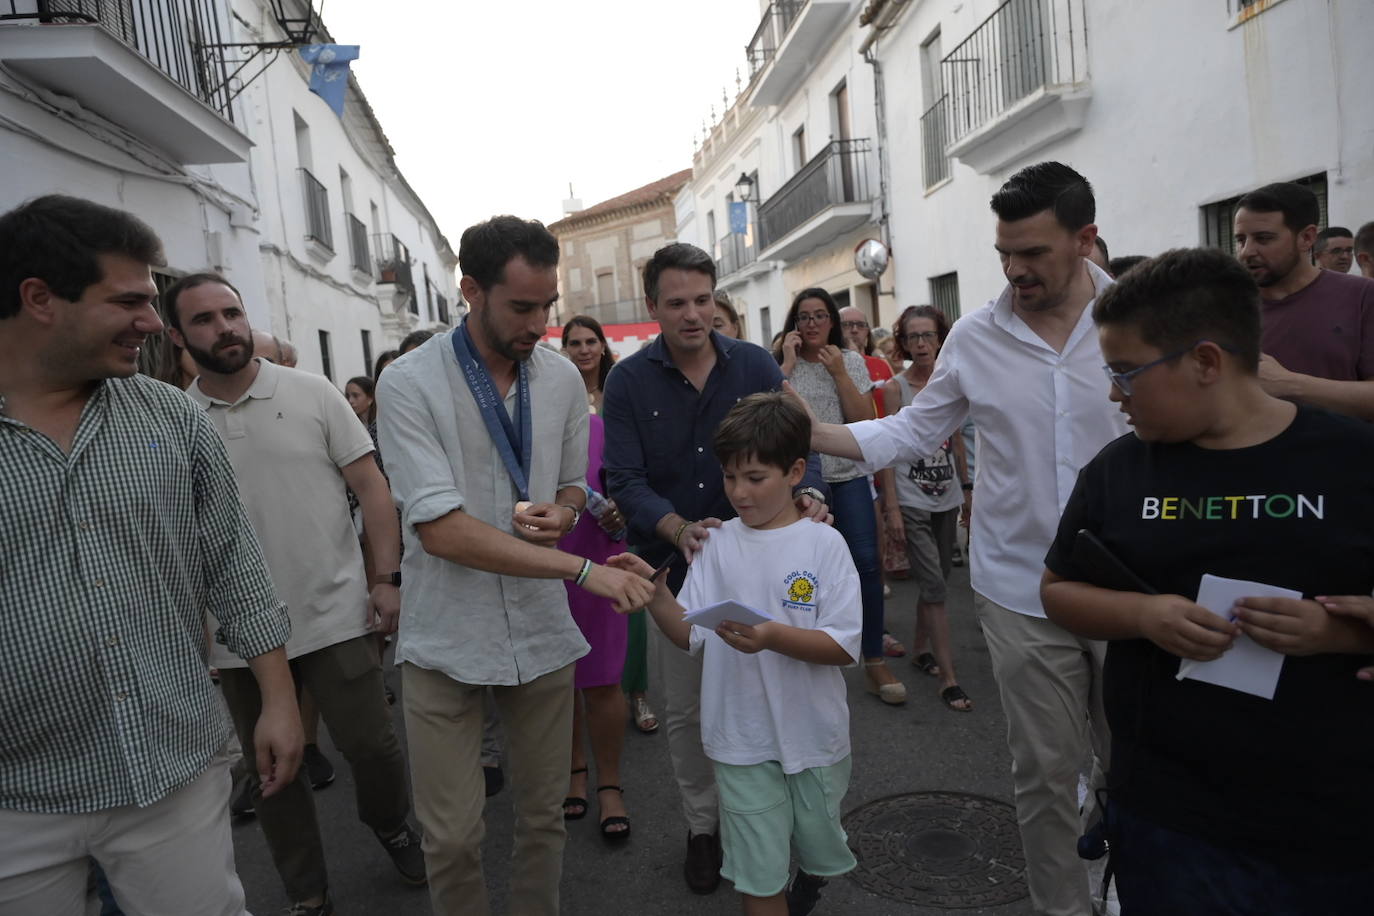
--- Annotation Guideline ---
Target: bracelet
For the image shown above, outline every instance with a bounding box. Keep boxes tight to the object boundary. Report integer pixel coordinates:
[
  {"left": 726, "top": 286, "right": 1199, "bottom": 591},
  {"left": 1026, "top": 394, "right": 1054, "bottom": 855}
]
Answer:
[
  {"left": 558, "top": 503, "right": 582, "bottom": 531},
  {"left": 672, "top": 521, "right": 690, "bottom": 547},
  {"left": 961, "top": 482, "right": 973, "bottom": 491},
  {"left": 574, "top": 557, "right": 592, "bottom": 587}
]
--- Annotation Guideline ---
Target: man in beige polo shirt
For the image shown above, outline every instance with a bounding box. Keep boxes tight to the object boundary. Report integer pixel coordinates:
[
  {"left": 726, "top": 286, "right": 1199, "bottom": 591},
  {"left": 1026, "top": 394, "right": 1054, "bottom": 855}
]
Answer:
[{"left": 165, "top": 272, "right": 422, "bottom": 916}]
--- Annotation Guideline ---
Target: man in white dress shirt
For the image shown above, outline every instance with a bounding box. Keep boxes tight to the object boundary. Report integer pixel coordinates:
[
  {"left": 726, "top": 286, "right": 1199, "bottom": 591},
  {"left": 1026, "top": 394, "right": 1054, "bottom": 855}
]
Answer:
[{"left": 801, "top": 162, "right": 1127, "bottom": 916}]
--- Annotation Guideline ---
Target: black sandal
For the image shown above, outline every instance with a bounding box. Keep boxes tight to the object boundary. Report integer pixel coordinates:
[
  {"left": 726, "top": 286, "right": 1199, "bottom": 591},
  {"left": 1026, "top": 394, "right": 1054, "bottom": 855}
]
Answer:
[
  {"left": 596, "top": 785, "right": 630, "bottom": 842},
  {"left": 912, "top": 652, "right": 940, "bottom": 677},
  {"left": 940, "top": 684, "right": 973, "bottom": 712},
  {"left": 563, "top": 767, "right": 588, "bottom": 820}
]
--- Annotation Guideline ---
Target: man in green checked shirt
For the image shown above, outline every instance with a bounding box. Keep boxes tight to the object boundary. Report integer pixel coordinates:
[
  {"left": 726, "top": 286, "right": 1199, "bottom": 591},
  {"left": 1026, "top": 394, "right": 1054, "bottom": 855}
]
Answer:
[{"left": 0, "top": 195, "right": 302, "bottom": 915}]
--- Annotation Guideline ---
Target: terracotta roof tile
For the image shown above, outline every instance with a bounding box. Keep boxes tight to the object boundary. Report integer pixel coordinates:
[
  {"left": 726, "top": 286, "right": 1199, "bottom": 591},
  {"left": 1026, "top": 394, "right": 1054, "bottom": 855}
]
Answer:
[{"left": 550, "top": 168, "right": 692, "bottom": 231}]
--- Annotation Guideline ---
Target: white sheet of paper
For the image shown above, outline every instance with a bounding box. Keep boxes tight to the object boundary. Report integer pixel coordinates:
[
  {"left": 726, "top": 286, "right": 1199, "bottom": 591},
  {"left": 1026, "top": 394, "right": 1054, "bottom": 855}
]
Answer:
[
  {"left": 1175, "top": 573, "right": 1296, "bottom": 700},
  {"left": 683, "top": 600, "right": 774, "bottom": 631}
]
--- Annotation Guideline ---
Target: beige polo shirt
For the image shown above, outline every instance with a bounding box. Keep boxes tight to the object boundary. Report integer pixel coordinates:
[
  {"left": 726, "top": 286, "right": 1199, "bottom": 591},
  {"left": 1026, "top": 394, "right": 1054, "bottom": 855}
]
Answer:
[{"left": 189, "top": 359, "right": 375, "bottom": 667}]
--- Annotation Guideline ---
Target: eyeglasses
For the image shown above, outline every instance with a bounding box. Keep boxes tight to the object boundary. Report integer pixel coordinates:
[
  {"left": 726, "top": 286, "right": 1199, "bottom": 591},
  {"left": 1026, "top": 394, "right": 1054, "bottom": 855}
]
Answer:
[
  {"left": 840, "top": 320, "right": 869, "bottom": 331},
  {"left": 796, "top": 312, "right": 830, "bottom": 325},
  {"left": 1102, "top": 339, "right": 1236, "bottom": 397},
  {"left": 899, "top": 331, "right": 939, "bottom": 344}
]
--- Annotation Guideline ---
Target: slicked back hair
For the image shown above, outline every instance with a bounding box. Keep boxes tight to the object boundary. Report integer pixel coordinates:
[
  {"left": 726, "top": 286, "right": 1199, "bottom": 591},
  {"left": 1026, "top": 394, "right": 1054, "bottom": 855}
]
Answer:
[
  {"left": 1235, "top": 182, "right": 1319, "bottom": 235},
  {"left": 459, "top": 216, "right": 559, "bottom": 292},
  {"left": 643, "top": 243, "right": 717, "bottom": 304},
  {"left": 1092, "top": 248, "right": 1261, "bottom": 373},
  {"left": 1, "top": 194, "right": 164, "bottom": 320},
  {"left": 989, "top": 161, "right": 1095, "bottom": 231},
  {"left": 713, "top": 391, "right": 811, "bottom": 475}
]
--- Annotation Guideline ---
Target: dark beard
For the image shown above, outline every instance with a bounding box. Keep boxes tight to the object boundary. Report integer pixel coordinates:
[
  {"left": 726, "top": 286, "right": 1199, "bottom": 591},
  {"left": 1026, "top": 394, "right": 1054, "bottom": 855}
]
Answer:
[
  {"left": 185, "top": 335, "right": 254, "bottom": 374},
  {"left": 478, "top": 308, "right": 533, "bottom": 363}
]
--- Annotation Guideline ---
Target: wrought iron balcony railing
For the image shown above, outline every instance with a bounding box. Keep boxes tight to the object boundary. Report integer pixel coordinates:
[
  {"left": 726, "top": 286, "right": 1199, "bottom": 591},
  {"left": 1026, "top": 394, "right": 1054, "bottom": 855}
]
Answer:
[
  {"left": 717, "top": 231, "right": 756, "bottom": 279},
  {"left": 920, "top": 95, "right": 951, "bottom": 189},
  {"left": 3, "top": 0, "right": 236, "bottom": 119},
  {"left": 346, "top": 213, "right": 370, "bottom": 276},
  {"left": 941, "top": 0, "right": 1087, "bottom": 144},
  {"left": 373, "top": 234, "right": 413, "bottom": 292},
  {"left": 299, "top": 167, "right": 332, "bottom": 251},
  {"left": 744, "top": 0, "right": 802, "bottom": 78},
  {"left": 757, "top": 138, "right": 871, "bottom": 251}
]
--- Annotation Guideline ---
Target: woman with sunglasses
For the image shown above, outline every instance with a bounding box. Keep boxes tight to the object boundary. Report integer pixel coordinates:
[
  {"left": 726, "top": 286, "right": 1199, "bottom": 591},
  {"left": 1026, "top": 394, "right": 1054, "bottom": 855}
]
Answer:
[{"left": 778, "top": 288, "right": 906, "bottom": 704}]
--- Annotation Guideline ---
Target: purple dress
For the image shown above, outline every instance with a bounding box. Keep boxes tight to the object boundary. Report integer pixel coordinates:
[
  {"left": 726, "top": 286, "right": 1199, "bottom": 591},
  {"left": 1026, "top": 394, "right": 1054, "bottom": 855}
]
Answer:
[{"left": 559, "top": 414, "right": 628, "bottom": 689}]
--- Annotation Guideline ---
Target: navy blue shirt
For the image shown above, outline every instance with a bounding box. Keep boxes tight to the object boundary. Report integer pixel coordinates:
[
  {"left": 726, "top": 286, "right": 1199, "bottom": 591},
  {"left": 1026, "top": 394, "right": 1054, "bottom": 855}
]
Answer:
[{"left": 603, "top": 331, "right": 826, "bottom": 579}]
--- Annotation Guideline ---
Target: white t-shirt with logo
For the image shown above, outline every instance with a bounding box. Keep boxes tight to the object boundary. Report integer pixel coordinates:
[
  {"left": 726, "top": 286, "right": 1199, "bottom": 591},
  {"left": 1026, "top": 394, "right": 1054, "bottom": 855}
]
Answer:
[{"left": 681, "top": 517, "right": 862, "bottom": 774}]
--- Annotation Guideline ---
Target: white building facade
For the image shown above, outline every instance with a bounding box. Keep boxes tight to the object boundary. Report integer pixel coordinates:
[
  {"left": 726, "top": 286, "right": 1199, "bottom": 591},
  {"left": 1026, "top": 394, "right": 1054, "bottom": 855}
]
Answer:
[{"left": 0, "top": 0, "right": 457, "bottom": 385}]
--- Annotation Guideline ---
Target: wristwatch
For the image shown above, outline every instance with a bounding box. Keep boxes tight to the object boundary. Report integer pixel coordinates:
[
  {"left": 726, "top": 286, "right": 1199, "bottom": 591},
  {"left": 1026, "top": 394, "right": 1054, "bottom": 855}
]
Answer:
[
  {"left": 372, "top": 572, "right": 401, "bottom": 587},
  {"left": 559, "top": 503, "right": 582, "bottom": 531},
  {"left": 796, "top": 486, "right": 827, "bottom": 505}
]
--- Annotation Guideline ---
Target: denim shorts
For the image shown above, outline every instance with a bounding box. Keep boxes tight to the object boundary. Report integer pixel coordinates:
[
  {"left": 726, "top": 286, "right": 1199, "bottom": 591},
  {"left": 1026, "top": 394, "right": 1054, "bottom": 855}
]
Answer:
[{"left": 715, "top": 756, "right": 857, "bottom": 897}]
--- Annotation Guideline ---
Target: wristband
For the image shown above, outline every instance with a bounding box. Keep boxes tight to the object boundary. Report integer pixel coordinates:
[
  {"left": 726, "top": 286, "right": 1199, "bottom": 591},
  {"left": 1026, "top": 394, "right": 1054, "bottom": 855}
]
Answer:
[
  {"left": 961, "top": 482, "right": 973, "bottom": 491},
  {"left": 672, "top": 521, "right": 690, "bottom": 547},
  {"left": 574, "top": 557, "right": 592, "bottom": 587}
]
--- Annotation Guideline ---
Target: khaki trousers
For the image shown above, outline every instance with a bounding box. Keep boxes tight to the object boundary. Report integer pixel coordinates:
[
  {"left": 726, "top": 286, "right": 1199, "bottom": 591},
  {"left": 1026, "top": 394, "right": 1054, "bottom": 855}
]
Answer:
[
  {"left": 403, "top": 662, "right": 575, "bottom": 916},
  {"left": 649, "top": 614, "right": 719, "bottom": 835},
  {"left": 974, "top": 593, "right": 1110, "bottom": 916},
  {"left": 0, "top": 747, "right": 247, "bottom": 916}
]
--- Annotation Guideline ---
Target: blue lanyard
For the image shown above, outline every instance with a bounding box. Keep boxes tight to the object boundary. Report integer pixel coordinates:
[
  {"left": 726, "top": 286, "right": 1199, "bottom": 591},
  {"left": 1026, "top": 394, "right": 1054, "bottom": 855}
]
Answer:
[{"left": 451, "top": 318, "right": 532, "bottom": 502}]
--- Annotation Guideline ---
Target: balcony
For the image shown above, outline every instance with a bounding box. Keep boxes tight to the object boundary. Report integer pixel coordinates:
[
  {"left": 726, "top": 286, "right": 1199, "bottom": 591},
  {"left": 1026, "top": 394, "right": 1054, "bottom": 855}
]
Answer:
[
  {"left": 756, "top": 139, "right": 874, "bottom": 263},
  {"left": 0, "top": 0, "right": 249, "bottom": 163},
  {"left": 745, "top": 0, "right": 851, "bottom": 108},
  {"left": 717, "top": 231, "right": 757, "bottom": 280},
  {"left": 346, "top": 213, "right": 371, "bottom": 277},
  {"left": 920, "top": 95, "right": 951, "bottom": 190},
  {"left": 941, "top": 0, "right": 1090, "bottom": 174},
  {"left": 299, "top": 167, "right": 333, "bottom": 257},
  {"left": 373, "top": 234, "right": 414, "bottom": 292}
]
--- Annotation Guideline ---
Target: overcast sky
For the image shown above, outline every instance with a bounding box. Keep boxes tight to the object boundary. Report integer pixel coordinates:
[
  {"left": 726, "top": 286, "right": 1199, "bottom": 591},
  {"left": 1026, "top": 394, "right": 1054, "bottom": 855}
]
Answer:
[{"left": 320, "top": 0, "right": 764, "bottom": 243}]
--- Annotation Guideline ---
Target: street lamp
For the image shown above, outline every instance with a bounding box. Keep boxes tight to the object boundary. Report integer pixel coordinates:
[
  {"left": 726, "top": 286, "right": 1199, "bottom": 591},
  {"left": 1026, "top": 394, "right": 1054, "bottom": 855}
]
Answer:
[{"left": 734, "top": 172, "right": 757, "bottom": 203}]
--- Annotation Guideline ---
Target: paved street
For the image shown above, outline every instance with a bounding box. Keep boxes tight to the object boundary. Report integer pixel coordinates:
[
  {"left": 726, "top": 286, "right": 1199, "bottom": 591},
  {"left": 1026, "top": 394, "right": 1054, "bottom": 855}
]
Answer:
[{"left": 233, "top": 565, "right": 1035, "bottom": 916}]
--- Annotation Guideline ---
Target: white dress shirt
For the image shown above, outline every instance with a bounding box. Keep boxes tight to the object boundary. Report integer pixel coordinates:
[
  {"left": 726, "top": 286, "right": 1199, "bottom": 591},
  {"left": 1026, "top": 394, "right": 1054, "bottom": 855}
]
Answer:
[{"left": 850, "top": 262, "right": 1127, "bottom": 617}]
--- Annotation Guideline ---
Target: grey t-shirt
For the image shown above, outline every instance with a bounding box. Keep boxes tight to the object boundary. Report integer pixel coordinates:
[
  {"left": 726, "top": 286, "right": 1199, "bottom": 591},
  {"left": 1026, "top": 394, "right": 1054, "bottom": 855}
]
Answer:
[{"left": 788, "top": 349, "right": 873, "bottom": 483}]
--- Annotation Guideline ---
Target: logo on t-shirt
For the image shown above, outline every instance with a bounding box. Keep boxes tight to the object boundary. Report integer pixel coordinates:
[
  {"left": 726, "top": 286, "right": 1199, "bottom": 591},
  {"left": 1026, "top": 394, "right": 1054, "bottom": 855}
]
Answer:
[
  {"left": 1140, "top": 493, "right": 1325, "bottom": 520},
  {"left": 783, "top": 570, "right": 818, "bottom": 610}
]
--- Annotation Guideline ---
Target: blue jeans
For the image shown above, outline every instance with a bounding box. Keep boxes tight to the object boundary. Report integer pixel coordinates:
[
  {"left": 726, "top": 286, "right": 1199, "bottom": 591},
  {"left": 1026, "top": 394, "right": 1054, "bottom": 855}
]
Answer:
[
  {"left": 828, "top": 477, "right": 884, "bottom": 658},
  {"left": 1108, "top": 802, "right": 1373, "bottom": 915}
]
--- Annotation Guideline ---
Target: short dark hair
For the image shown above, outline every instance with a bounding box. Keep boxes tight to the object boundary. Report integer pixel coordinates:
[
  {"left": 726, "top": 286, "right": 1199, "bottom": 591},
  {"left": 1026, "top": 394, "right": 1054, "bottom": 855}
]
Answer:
[
  {"left": 1093, "top": 236, "right": 1110, "bottom": 261},
  {"left": 892, "top": 305, "right": 951, "bottom": 360},
  {"left": 458, "top": 216, "right": 559, "bottom": 292},
  {"left": 0, "top": 194, "right": 164, "bottom": 320},
  {"left": 1092, "top": 248, "right": 1261, "bottom": 373},
  {"left": 779, "top": 288, "right": 844, "bottom": 358},
  {"left": 1357, "top": 221, "right": 1374, "bottom": 258},
  {"left": 1314, "top": 226, "right": 1353, "bottom": 254},
  {"left": 713, "top": 391, "right": 810, "bottom": 474},
  {"left": 989, "top": 161, "right": 1095, "bottom": 231},
  {"left": 1235, "top": 182, "right": 1319, "bottom": 235},
  {"left": 399, "top": 329, "right": 434, "bottom": 354},
  {"left": 642, "top": 243, "right": 717, "bottom": 304},
  {"left": 1108, "top": 255, "right": 1148, "bottom": 277},
  {"left": 162, "top": 272, "right": 242, "bottom": 333}
]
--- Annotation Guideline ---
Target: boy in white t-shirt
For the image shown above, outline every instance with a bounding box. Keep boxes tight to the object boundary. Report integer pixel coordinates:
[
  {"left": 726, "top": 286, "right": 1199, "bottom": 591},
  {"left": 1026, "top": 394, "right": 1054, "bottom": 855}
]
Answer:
[{"left": 611, "top": 392, "right": 862, "bottom": 916}]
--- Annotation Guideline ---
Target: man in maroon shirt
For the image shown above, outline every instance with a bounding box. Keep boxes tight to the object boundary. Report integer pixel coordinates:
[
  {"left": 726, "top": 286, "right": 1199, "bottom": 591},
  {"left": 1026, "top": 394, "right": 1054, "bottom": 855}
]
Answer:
[{"left": 1234, "top": 182, "right": 1374, "bottom": 420}]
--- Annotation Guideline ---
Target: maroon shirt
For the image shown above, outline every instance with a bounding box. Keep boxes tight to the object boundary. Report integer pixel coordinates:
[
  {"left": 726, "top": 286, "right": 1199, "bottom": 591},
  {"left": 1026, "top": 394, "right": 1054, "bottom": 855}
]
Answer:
[{"left": 1261, "top": 270, "right": 1374, "bottom": 382}]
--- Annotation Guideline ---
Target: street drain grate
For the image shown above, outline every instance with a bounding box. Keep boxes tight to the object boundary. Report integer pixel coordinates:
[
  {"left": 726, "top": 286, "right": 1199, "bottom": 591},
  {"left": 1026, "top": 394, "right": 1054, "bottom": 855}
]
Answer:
[{"left": 843, "top": 790, "right": 1028, "bottom": 907}]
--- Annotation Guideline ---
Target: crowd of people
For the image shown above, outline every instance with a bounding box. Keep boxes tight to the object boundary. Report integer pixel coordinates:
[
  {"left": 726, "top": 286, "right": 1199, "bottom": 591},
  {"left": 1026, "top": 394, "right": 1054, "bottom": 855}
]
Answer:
[{"left": 1, "top": 158, "right": 1372, "bottom": 916}]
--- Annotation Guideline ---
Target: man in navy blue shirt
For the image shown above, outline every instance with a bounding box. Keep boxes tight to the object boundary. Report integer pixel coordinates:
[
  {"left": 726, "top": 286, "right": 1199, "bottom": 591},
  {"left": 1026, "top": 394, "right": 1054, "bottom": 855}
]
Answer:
[{"left": 603, "top": 242, "right": 828, "bottom": 896}]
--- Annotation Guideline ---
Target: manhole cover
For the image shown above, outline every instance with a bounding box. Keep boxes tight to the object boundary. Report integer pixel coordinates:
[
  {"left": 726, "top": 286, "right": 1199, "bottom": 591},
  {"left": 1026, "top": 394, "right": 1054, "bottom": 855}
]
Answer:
[{"left": 844, "top": 791, "right": 1027, "bottom": 907}]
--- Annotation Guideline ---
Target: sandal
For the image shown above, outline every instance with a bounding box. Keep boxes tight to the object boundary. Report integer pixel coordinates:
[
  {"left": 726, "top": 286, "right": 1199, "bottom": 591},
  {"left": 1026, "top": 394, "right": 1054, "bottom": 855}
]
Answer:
[
  {"left": 912, "top": 652, "right": 940, "bottom": 677},
  {"left": 863, "top": 659, "right": 907, "bottom": 705},
  {"left": 596, "top": 785, "right": 631, "bottom": 842},
  {"left": 940, "top": 684, "right": 973, "bottom": 712},
  {"left": 631, "top": 695, "right": 659, "bottom": 734},
  {"left": 881, "top": 632, "right": 907, "bottom": 658},
  {"left": 563, "top": 767, "right": 588, "bottom": 820}
]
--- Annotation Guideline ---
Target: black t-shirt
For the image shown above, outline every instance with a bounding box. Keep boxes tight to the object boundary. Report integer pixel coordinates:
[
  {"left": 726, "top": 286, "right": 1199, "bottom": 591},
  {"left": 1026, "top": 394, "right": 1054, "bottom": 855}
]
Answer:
[{"left": 1045, "top": 407, "right": 1374, "bottom": 869}]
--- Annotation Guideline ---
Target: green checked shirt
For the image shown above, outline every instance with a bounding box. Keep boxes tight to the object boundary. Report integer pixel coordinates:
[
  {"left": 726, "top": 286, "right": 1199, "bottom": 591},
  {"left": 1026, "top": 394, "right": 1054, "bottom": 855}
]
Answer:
[{"left": 0, "top": 374, "right": 290, "bottom": 814}]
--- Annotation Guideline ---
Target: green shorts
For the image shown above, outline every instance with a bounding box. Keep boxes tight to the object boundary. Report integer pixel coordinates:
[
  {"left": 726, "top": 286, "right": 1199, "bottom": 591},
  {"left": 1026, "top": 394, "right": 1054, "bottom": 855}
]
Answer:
[{"left": 714, "top": 756, "right": 857, "bottom": 898}]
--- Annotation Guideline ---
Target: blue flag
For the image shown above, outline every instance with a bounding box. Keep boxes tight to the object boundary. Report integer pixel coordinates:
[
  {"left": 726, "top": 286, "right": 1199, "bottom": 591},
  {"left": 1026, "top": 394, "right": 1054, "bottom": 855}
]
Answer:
[
  {"left": 729, "top": 200, "right": 749, "bottom": 235},
  {"left": 299, "top": 44, "right": 359, "bottom": 118}
]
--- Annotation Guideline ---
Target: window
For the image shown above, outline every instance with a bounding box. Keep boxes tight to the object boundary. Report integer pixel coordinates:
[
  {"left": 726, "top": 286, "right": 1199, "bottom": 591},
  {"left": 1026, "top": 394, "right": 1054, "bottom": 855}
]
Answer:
[
  {"left": 920, "top": 28, "right": 950, "bottom": 190},
  {"left": 318, "top": 329, "right": 333, "bottom": 382},
  {"left": 596, "top": 269, "right": 615, "bottom": 305},
  {"left": 929, "top": 272, "right": 961, "bottom": 323},
  {"left": 360, "top": 329, "right": 372, "bottom": 375},
  {"left": 339, "top": 167, "right": 354, "bottom": 213},
  {"left": 792, "top": 126, "right": 807, "bottom": 171},
  {"left": 293, "top": 111, "right": 312, "bottom": 169},
  {"left": 1201, "top": 172, "right": 1328, "bottom": 257},
  {"left": 760, "top": 306, "right": 772, "bottom": 347},
  {"left": 424, "top": 263, "right": 434, "bottom": 320}
]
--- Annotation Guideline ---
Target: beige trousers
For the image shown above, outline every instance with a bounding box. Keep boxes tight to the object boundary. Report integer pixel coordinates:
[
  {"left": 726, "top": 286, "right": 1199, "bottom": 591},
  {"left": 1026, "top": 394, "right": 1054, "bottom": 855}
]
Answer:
[
  {"left": 649, "top": 613, "right": 719, "bottom": 835},
  {"left": 0, "top": 747, "right": 247, "bottom": 916},
  {"left": 974, "top": 593, "right": 1110, "bottom": 916},
  {"left": 402, "top": 662, "right": 575, "bottom": 916}
]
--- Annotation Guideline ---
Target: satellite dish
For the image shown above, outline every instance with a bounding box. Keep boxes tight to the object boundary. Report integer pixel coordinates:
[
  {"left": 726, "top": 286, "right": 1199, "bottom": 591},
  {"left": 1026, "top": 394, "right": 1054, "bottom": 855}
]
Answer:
[{"left": 854, "top": 238, "right": 890, "bottom": 281}]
